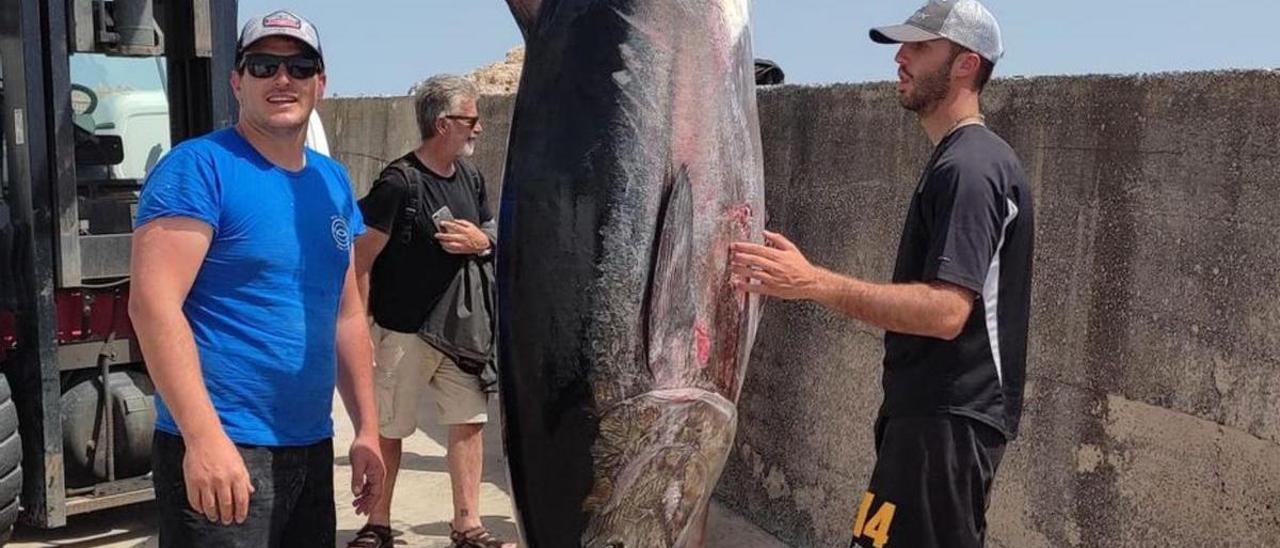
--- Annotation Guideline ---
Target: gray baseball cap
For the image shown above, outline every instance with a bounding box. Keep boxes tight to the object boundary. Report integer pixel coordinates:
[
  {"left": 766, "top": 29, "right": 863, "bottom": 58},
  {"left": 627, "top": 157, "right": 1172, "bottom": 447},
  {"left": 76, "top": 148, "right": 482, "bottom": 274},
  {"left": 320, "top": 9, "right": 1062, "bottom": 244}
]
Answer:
[
  {"left": 870, "top": 0, "right": 1004, "bottom": 63},
  {"left": 237, "top": 10, "right": 323, "bottom": 62}
]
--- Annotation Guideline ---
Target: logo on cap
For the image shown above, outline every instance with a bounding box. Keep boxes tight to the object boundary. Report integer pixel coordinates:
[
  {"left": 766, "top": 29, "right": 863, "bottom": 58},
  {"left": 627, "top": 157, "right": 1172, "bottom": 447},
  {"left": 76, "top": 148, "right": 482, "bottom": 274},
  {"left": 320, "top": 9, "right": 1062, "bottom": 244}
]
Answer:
[{"left": 263, "top": 11, "right": 301, "bottom": 29}]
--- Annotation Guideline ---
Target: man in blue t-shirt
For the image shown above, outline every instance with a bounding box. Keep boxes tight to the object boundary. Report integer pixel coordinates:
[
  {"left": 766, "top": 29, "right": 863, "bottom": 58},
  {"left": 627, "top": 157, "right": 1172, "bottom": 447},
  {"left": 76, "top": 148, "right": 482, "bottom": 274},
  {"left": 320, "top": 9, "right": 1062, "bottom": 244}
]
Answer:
[{"left": 129, "top": 11, "right": 384, "bottom": 547}]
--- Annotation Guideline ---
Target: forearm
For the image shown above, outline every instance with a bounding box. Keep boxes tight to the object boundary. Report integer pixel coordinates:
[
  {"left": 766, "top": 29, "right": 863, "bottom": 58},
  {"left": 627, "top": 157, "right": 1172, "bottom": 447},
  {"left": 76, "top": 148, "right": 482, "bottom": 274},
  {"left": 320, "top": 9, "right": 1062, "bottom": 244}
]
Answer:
[
  {"left": 335, "top": 310, "right": 378, "bottom": 437},
  {"left": 355, "top": 269, "right": 372, "bottom": 313},
  {"left": 131, "top": 301, "right": 224, "bottom": 440},
  {"left": 353, "top": 230, "right": 387, "bottom": 312},
  {"left": 811, "top": 269, "right": 969, "bottom": 339}
]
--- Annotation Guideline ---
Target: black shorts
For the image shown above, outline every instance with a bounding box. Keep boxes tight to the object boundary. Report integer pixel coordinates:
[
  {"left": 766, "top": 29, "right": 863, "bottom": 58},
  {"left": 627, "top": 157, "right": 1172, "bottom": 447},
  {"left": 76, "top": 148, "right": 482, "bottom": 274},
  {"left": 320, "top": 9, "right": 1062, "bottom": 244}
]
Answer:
[{"left": 849, "top": 415, "right": 1006, "bottom": 548}]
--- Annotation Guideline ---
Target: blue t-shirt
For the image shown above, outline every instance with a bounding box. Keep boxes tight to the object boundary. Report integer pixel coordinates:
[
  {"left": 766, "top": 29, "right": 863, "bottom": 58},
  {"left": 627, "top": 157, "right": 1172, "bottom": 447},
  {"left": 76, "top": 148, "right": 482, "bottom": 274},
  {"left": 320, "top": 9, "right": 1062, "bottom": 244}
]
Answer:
[{"left": 134, "top": 128, "right": 365, "bottom": 446}]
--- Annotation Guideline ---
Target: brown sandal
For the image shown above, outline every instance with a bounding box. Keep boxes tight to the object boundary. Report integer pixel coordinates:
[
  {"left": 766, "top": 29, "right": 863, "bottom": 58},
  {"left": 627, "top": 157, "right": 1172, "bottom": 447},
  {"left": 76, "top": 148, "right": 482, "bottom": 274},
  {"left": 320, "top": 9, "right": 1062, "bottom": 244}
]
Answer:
[
  {"left": 347, "top": 524, "right": 395, "bottom": 548},
  {"left": 450, "top": 526, "right": 513, "bottom": 548}
]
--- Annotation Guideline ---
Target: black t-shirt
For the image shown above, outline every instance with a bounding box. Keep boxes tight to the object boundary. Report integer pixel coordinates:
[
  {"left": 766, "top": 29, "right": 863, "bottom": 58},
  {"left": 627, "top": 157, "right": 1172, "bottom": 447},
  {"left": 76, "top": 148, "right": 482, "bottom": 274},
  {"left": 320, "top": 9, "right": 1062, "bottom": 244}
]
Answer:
[
  {"left": 881, "top": 124, "right": 1034, "bottom": 439},
  {"left": 358, "top": 154, "right": 493, "bottom": 333}
]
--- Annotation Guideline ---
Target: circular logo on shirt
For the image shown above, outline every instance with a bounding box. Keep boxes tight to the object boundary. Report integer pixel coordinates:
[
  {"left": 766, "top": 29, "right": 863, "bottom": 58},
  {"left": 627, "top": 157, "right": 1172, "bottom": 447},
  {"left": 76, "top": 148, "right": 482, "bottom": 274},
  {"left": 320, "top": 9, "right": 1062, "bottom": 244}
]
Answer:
[{"left": 331, "top": 216, "right": 351, "bottom": 251}]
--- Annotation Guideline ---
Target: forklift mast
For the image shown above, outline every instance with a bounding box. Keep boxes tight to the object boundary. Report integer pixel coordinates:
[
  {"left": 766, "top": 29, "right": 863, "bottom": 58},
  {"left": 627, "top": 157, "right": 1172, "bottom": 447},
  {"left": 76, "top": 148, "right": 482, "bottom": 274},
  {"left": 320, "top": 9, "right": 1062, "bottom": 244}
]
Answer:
[{"left": 0, "top": 0, "right": 238, "bottom": 528}]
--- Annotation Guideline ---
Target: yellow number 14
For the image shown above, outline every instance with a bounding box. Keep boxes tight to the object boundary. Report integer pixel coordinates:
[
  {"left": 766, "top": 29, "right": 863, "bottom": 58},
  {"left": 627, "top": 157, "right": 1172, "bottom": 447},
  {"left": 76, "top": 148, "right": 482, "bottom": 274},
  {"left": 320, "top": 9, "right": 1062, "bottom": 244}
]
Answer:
[{"left": 852, "top": 491, "right": 897, "bottom": 548}]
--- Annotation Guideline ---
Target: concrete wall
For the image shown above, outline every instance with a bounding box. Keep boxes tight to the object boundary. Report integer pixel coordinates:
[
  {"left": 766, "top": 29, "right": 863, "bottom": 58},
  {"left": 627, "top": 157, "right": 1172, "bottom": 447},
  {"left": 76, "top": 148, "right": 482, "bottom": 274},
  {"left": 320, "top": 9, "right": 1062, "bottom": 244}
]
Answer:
[
  {"left": 320, "top": 70, "right": 1280, "bottom": 547},
  {"left": 318, "top": 95, "right": 513, "bottom": 212}
]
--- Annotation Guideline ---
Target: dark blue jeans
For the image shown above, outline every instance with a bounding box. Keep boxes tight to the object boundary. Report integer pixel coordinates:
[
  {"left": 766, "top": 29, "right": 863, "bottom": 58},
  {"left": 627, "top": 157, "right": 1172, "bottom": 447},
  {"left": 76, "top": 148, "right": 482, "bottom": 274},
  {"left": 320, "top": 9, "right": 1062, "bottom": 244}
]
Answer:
[{"left": 152, "top": 430, "right": 336, "bottom": 548}]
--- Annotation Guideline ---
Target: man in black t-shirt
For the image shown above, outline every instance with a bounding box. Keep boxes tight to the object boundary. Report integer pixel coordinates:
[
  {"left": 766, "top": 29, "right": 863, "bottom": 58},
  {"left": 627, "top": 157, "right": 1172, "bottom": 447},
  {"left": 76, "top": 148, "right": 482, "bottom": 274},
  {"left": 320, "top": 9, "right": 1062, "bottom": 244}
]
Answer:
[
  {"left": 348, "top": 75, "right": 513, "bottom": 548},
  {"left": 731, "top": 1, "right": 1032, "bottom": 546}
]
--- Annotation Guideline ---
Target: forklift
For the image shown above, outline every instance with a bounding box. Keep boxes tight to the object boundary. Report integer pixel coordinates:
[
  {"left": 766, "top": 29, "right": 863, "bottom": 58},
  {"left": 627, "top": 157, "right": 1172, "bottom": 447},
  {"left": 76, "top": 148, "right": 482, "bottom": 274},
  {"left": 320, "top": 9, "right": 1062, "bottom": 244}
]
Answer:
[{"left": 0, "top": 0, "right": 238, "bottom": 537}]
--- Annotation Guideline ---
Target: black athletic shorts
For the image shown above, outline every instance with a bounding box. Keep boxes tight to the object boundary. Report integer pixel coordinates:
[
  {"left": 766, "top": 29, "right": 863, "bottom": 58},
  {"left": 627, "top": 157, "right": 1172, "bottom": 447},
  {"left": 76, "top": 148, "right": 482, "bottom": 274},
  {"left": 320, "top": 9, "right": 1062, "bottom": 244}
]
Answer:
[{"left": 849, "top": 415, "right": 1007, "bottom": 548}]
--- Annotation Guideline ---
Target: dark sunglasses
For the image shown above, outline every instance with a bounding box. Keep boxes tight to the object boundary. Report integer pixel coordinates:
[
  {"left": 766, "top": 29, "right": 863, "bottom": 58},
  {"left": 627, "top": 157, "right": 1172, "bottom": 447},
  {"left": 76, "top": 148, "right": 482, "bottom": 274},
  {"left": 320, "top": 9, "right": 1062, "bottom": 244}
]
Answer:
[
  {"left": 444, "top": 115, "right": 481, "bottom": 128},
  {"left": 239, "top": 53, "right": 323, "bottom": 80}
]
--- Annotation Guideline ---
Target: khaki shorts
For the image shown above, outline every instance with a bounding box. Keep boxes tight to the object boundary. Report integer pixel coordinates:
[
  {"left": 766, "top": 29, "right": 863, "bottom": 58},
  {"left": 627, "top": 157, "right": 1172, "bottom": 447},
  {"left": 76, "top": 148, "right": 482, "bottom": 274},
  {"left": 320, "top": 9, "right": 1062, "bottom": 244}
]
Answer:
[{"left": 371, "top": 323, "right": 488, "bottom": 438}]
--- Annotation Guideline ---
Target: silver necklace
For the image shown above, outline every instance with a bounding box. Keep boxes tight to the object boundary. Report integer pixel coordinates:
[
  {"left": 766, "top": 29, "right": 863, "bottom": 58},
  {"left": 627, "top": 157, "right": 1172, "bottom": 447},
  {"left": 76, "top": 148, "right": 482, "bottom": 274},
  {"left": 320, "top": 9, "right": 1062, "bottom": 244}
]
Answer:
[{"left": 946, "top": 114, "right": 986, "bottom": 137}]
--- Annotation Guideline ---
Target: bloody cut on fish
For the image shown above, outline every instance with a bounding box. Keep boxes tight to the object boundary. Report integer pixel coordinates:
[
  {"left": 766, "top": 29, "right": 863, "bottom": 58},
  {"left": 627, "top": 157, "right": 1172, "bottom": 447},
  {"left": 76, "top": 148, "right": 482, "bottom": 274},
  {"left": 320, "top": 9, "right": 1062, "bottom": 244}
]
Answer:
[{"left": 497, "top": 1, "right": 766, "bottom": 546}]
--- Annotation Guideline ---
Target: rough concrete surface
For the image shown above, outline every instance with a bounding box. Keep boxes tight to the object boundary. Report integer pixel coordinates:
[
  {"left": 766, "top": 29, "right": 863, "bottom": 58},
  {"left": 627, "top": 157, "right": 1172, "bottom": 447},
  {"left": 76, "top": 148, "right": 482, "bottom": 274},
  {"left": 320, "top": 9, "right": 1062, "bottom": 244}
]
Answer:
[{"left": 319, "top": 70, "right": 1280, "bottom": 546}]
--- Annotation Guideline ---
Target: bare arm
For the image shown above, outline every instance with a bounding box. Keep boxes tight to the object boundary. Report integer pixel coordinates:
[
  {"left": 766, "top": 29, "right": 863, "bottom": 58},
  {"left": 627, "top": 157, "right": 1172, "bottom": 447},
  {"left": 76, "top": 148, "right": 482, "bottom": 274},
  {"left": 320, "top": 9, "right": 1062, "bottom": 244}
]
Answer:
[
  {"left": 810, "top": 272, "right": 974, "bottom": 340},
  {"left": 335, "top": 250, "right": 386, "bottom": 514},
  {"left": 130, "top": 217, "right": 219, "bottom": 438},
  {"left": 731, "top": 231, "right": 974, "bottom": 340},
  {"left": 353, "top": 229, "right": 390, "bottom": 310},
  {"left": 336, "top": 254, "right": 378, "bottom": 435},
  {"left": 129, "top": 217, "right": 253, "bottom": 524}
]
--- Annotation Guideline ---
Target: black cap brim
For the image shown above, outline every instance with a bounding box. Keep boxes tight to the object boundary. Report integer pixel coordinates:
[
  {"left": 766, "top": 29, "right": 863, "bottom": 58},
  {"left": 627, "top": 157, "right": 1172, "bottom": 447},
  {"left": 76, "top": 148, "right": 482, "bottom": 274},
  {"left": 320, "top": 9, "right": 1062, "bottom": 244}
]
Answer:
[{"left": 869, "top": 24, "right": 943, "bottom": 45}]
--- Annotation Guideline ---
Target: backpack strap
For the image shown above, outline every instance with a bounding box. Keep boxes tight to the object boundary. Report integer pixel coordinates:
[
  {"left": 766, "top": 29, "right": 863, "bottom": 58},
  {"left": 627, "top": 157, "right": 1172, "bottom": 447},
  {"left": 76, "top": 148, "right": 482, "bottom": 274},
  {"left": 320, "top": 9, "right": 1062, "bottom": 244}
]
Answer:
[{"left": 380, "top": 158, "right": 421, "bottom": 244}]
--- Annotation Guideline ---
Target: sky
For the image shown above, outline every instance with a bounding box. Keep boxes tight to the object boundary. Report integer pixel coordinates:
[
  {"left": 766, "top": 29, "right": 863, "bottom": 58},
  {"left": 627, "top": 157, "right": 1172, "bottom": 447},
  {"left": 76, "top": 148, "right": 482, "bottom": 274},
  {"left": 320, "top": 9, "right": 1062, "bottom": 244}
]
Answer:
[{"left": 238, "top": 1, "right": 1280, "bottom": 97}]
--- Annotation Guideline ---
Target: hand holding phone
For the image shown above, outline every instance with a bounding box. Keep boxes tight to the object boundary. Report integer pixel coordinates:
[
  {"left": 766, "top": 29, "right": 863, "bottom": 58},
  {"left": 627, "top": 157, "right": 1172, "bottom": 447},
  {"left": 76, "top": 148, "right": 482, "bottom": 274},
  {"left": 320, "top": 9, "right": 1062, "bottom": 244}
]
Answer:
[
  {"left": 432, "top": 208, "right": 489, "bottom": 256},
  {"left": 431, "top": 206, "right": 455, "bottom": 231}
]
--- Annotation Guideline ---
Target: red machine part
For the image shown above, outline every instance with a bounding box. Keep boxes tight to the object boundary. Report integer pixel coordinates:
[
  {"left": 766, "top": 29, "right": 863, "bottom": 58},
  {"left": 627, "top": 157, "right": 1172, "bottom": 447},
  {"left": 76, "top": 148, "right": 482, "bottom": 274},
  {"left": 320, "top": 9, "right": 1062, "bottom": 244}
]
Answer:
[
  {"left": 0, "top": 311, "right": 15, "bottom": 362},
  {"left": 56, "top": 287, "right": 135, "bottom": 344},
  {"left": 0, "top": 287, "right": 136, "bottom": 363}
]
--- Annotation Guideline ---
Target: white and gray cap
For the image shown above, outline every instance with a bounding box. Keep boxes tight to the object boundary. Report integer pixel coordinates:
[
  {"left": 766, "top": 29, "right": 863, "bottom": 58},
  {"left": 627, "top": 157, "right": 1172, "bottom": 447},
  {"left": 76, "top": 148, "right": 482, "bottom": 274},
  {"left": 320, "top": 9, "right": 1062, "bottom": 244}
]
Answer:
[
  {"left": 870, "top": 0, "right": 1004, "bottom": 63},
  {"left": 237, "top": 10, "right": 323, "bottom": 62}
]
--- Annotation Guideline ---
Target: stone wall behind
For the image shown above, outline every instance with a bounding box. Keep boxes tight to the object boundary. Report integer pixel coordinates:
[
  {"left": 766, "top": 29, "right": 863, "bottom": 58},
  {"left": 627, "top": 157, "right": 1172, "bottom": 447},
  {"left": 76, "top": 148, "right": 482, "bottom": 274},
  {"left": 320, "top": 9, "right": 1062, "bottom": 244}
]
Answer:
[{"left": 321, "top": 70, "right": 1280, "bottom": 546}]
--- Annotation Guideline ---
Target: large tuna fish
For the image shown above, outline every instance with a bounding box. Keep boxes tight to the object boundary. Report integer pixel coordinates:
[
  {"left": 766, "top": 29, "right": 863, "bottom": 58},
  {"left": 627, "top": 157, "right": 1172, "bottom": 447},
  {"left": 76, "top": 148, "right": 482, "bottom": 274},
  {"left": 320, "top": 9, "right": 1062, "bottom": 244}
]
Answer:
[{"left": 497, "top": 1, "right": 765, "bottom": 545}]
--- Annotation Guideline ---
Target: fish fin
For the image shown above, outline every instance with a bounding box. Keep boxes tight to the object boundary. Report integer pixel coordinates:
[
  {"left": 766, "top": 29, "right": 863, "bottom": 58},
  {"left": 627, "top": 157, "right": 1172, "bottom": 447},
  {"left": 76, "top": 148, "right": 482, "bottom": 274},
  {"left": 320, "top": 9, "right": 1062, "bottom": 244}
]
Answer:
[
  {"left": 505, "top": 0, "right": 544, "bottom": 38},
  {"left": 644, "top": 165, "right": 696, "bottom": 379}
]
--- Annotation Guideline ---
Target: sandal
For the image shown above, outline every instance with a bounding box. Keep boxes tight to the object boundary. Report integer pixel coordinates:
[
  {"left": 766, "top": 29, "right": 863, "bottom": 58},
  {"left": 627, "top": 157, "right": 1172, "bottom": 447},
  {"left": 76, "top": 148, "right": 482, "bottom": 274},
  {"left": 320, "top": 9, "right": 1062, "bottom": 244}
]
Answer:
[
  {"left": 347, "top": 523, "right": 395, "bottom": 548},
  {"left": 450, "top": 525, "right": 514, "bottom": 548}
]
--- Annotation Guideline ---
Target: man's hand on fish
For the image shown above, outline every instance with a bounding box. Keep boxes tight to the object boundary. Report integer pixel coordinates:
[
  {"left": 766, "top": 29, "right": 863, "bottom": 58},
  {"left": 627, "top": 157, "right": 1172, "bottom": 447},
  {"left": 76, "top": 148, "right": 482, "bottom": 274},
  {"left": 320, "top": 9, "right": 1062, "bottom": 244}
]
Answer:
[
  {"left": 731, "top": 230, "right": 824, "bottom": 300},
  {"left": 435, "top": 219, "right": 492, "bottom": 255}
]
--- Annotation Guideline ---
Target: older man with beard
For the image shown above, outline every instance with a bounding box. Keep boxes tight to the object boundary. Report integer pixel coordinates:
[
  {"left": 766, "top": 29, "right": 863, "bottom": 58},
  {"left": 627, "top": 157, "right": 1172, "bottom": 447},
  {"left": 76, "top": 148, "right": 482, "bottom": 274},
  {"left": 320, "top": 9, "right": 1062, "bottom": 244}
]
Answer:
[
  {"left": 349, "top": 75, "right": 512, "bottom": 548},
  {"left": 731, "top": 1, "right": 1034, "bottom": 546}
]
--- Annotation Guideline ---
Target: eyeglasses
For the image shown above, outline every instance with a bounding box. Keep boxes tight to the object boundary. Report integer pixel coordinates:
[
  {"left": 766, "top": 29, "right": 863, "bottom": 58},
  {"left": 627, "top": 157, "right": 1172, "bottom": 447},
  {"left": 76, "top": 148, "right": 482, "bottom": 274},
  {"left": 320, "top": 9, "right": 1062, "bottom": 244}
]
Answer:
[
  {"left": 239, "top": 53, "right": 323, "bottom": 80},
  {"left": 443, "top": 115, "right": 481, "bottom": 129}
]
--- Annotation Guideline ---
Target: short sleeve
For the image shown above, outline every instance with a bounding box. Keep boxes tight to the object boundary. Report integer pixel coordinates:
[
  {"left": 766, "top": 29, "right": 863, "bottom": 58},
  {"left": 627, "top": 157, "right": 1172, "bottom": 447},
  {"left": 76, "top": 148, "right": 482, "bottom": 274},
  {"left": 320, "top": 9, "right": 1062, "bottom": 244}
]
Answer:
[
  {"left": 358, "top": 169, "right": 409, "bottom": 235},
  {"left": 347, "top": 195, "right": 366, "bottom": 240},
  {"left": 134, "top": 146, "right": 220, "bottom": 231},
  {"left": 334, "top": 165, "right": 366, "bottom": 239},
  {"left": 468, "top": 164, "right": 499, "bottom": 242},
  {"left": 474, "top": 168, "right": 495, "bottom": 225},
  {"left": 920, "top": 161, "right": 1004, "bottom": 293}
]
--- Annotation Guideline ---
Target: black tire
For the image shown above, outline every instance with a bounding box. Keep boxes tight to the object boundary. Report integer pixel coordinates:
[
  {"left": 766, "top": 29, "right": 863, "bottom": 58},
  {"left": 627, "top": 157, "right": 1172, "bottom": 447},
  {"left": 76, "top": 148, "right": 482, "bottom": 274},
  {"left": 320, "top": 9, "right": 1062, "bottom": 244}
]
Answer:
[
  {"left": 62, "top": 371, "right": 155, "bottom": 487},
  {"left": 0, "top": 373, "right": 22, "bottom": 540}
]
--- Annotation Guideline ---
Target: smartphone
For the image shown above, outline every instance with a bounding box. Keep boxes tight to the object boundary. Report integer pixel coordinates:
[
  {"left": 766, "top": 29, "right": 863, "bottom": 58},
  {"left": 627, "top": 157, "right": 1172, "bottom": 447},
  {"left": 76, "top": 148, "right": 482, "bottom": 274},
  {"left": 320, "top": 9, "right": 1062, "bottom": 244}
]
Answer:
[{"left": 431, "top": 205, "right": 455, "bottom": 231}]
